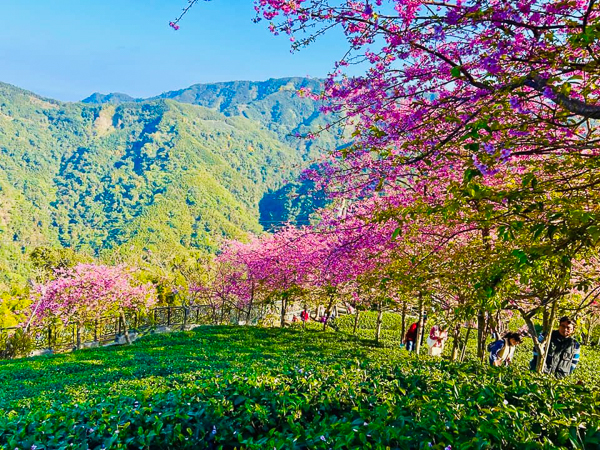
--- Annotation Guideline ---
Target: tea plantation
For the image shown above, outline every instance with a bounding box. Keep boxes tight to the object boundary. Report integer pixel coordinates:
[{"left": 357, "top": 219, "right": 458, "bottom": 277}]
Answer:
[{"left": 1, "top": 326, "right": 600, "bottom": 449}]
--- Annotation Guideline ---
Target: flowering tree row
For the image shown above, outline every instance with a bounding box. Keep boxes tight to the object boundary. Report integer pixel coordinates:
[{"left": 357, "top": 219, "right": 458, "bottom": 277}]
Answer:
[{"left": 170, "top": 0, "right": 600, "bottom": 369}]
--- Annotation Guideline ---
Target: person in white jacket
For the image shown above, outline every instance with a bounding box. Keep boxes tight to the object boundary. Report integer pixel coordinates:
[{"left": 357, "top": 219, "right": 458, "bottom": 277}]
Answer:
[
  {"left": 488, "top": 332, "right": 523, "bottom": 366},
  {"left": 426, "top": 324, "right": 448, "bottom": 356}
]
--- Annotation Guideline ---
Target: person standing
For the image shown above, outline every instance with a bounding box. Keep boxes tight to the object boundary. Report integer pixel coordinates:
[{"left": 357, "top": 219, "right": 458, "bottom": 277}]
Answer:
[
  {"left": 300, "top": 309, "right": 309, "bottom": 323},
  {"left": 426, "top": 324, "right": 448, "bottom": 356},
  {"left": 530, "top": 317, "right": 580, "bottom": 378},
  {"left": 404, "top": 322, "right": 418, "bottom": 351},
  {"left": 488, "top": 332, "right": 523, "bottom": 366}
]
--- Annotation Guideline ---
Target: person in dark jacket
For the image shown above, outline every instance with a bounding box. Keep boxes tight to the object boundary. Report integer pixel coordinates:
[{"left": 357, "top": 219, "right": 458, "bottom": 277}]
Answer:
[{"left": 530, "top": 316, "right": 580, "bottom": 378}]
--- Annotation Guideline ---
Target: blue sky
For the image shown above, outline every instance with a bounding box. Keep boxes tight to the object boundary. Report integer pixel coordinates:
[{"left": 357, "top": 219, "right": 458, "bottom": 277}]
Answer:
[{"left": 0, "top": 0, "right": 348, "bottom": 102}]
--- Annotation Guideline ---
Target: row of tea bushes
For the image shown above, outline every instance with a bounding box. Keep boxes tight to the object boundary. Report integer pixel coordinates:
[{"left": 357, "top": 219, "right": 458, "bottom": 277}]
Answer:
[{"left": 1, "top": 327, "right": 600, "bottom": 449}]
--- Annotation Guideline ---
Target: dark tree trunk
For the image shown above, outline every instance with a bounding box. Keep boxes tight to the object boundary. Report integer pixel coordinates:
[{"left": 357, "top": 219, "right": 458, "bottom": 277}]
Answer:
[
  {"left": 415, "top": 293, "right": 425, "bottom": 355},
  {"left": 280, "top": 294, "right": 287, "bottom": 328},
  {"left": 353, "top": 309, "right": 360, "bottom": 334},
  {"left": 460, "top": 325, "right": 472, "bottom": 362},
  {"left": 120, "top": 311, "right": 132, "bottom": 345},
  {"left": 477, "top": 226, "right": 492, "bottom": 361},
  {"left": 323, "top": 291, "right": 335, "bottom": 331},
  {"left": 181, "top": 303, "right": 188, "bottom": 331},
  {"left": 476, "top": 309, "right": 487, "bottom": 361},
  {"left": 538, "top": 298, "right": 558, "bottom": 373},
  {"left": 76, "top": 323, "right": 82, "bottom": 350},
  {"left": 375, "top": 303, "right": 383, "bottom": 343},
  {"left": 451, "top": 322, "right": 461, "bottom": 361}
]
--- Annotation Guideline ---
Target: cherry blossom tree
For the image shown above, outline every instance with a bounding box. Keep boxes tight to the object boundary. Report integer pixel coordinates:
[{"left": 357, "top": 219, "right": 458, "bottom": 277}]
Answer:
[
  {"left": 31, "top": 264, "right": 157, "bottom": 348},
  {"left": 172, "top": 1, "right": 600, "bottom": 369}
]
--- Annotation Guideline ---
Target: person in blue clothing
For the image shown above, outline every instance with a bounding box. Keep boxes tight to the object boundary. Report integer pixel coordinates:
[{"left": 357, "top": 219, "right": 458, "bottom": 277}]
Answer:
[
  {"left": 530, "top": 316, "right": 581, "bottom": 379},
  {"left": 488, "top": 332, "right": 523, "bottom": 366}
]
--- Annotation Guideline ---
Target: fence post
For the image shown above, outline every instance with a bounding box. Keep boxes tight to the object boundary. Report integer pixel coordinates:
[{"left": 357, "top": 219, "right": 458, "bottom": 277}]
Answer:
[
  {"left": 94, "top": 320, "right": 98, "bottom": 342},
  {"left": 167, "top": 307, "right": 171, "bottom": 327},
  {"left": 48, "top": 327, "right": 52, "bottom": 351}
]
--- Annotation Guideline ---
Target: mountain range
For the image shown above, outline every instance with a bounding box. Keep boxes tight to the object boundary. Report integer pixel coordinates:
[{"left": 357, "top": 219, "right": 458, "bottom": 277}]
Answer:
[{"left": 0, "top": 78, "right": 336, "bottom": 290}]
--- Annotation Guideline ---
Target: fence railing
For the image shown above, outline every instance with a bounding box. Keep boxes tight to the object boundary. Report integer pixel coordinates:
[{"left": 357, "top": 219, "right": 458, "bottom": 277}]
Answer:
[
  {"left": 0, "top": 302, "right": 364, "bottom": 360},
  {"left": 0, "top": 305, "right": 225, "bottom": 359}
]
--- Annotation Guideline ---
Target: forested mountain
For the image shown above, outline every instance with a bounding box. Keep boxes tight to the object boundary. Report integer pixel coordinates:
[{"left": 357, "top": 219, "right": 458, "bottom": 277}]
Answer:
[
  {"left": 0, "top": 79, "right": 334, "bottom": 290},
  {"left": 83, "top": 77, "right": 335, "bottom": 159}
]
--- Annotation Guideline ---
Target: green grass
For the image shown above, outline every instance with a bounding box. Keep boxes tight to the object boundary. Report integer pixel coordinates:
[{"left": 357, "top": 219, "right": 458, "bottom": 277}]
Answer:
[{"left": 2, "top": 325, "right": 600, "bottom": 449}]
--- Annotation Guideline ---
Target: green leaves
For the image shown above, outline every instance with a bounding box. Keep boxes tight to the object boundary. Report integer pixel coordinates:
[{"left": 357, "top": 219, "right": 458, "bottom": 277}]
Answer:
[
  {"left": 1, "top": 326, "right": 600, "bottom": 449},
  {"left": 521, "top": 173, "right": 538, "bottom": 189}
]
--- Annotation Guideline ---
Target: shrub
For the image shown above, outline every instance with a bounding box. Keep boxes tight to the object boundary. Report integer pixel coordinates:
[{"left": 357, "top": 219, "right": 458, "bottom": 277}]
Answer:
[{"left": 0, "top": 328, "right": 34, "bottom": 359}]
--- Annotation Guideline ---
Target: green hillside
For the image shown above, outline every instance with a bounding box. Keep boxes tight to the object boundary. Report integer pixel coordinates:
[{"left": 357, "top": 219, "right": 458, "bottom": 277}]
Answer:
[{"left": 0, "top": 79, "right": 334, "bottom": 290}]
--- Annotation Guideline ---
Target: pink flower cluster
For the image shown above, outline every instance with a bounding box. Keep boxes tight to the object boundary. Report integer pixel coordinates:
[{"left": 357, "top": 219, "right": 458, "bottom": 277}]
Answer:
[{"left": 31, "top": 264, "right": 157, "bottom": 325}]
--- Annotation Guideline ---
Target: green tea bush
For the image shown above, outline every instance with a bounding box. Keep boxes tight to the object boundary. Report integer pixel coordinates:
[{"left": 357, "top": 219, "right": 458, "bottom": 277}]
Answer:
[
  {"left": 336, "top": 311, "right": 408, "bottom": 332},
  {"left": 1, "top": 326, "right": 599, "bottom": 449}
]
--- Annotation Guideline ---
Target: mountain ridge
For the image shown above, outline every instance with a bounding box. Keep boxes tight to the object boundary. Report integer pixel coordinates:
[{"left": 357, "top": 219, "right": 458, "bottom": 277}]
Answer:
[
  {"left": 80, "top": 77, "right": 323, "bottom": 105},
  {"left": 0, "top": 78, "right": 335, "bottom": 290}
]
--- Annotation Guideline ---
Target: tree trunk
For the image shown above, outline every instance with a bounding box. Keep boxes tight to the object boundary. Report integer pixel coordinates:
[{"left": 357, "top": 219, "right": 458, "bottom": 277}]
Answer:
[
  {"left": 460, "top": 325, "right": 472, "bottom": 362},
  {"left": 542, "top": 305, "right": 550, "bottom": 334},
  {"left": 219, "top": 303, "right": 226, "bottom": 325},
  {"left": 538, "top": 298, "right": 558, "bottom": 373},
  {"left": 523, "top": 298, "right": 558, "bottom": 374},
  {"left": 523, "top": 314, "right": 545, "bottom": 373},
  {"left": 477, "top": 227, "right": 491, "bottom": 361},
  {"left": 451, "top": 322, "right": 461, "bottom": 361},
  {"left": 353, "top": 309, "right": 360, "bottom": 334},
  {"left": 585, "top": 319, "right": 593, "bottom": 346},
  {"left": 246, "top": 283, "right": 255, "bottom": 324},
  {"left": 323, "top": 291, "right": 335, "bottom": 331},
  {"left": 211, "top": 306, "right": 217, "bottom": 325},
  {"left": 120, "top": 311, "right": 132, "bottom": 345},
  {"left": 181, "top": 304, "right": 188, "bottom": 331},
  {"left": 280, "top": 294, "right": 287, "bottom": 328},
  {"left": 476, "top": 309, "right": 486, "bottom": 361},
  {"left": 375, "top": 303, "right": 383, "bottom": 343},
  {"left": 401, "top": 300, "right": 407, "bottom": 340},
  {"left": 415, "top": 293, "right": 425, "bottom": 355},
  {"left": 76, "top": 323, "right": 82, "bottom": 350}
]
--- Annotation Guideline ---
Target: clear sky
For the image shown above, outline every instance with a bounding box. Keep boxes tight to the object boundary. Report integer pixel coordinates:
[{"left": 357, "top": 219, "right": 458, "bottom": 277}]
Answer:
[{"left": 0, "top": 0, "right": 348, "bottom": 102}]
